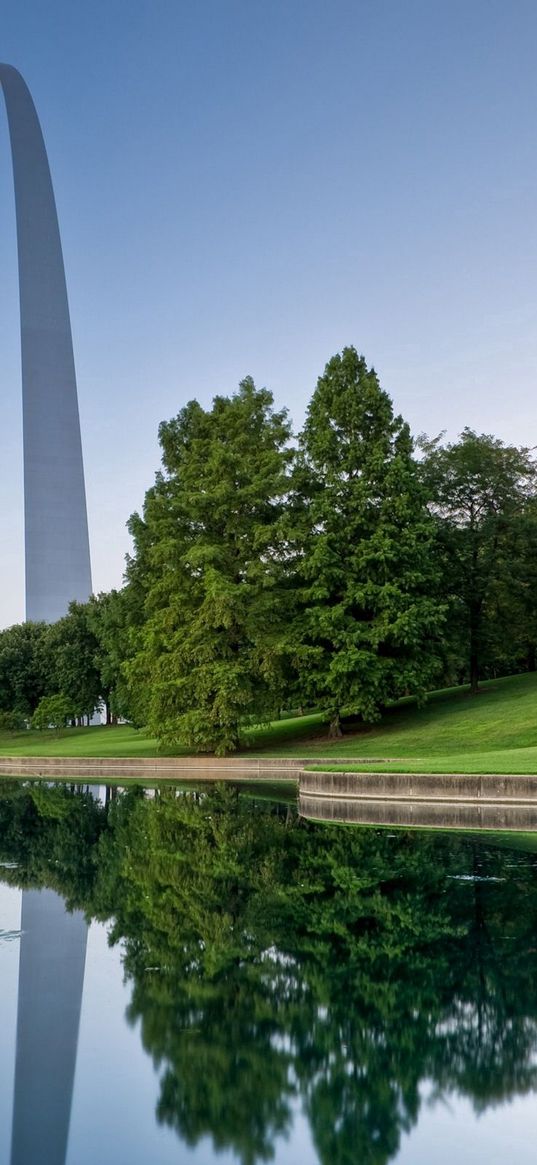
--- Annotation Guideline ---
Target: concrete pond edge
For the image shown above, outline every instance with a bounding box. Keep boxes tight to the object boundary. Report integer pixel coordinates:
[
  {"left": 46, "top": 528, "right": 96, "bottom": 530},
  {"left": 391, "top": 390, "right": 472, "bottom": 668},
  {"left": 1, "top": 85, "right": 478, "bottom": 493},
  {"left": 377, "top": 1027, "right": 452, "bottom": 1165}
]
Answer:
[{"left": 0, "top": 756, "right": 536, "bottom": 805}]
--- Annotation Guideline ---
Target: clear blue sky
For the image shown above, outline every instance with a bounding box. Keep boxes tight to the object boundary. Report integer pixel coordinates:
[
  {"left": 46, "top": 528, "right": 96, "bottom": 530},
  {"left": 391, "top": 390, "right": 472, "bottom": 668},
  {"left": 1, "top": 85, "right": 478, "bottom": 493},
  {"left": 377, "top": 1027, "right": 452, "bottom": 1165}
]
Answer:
[{"left": 1, "top": 1, "right": 537, "bottom": 625}]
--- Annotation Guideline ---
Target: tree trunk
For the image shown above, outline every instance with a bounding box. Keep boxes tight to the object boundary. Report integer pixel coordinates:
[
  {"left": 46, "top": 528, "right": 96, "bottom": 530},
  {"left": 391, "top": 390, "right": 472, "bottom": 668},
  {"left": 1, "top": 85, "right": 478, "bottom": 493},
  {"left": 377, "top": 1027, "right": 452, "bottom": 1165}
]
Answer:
[
  {"left": 470, "top": 648, "right": 479, "bottom": 695},
  {"left": 328, "top": 711, "right": 343, "bottom": 739},
  {"left": 529, "top": 643, "right": 536, "bottom": 672},
  {"left": 469, "top": 599, "right": 482, "bottom": 695}
]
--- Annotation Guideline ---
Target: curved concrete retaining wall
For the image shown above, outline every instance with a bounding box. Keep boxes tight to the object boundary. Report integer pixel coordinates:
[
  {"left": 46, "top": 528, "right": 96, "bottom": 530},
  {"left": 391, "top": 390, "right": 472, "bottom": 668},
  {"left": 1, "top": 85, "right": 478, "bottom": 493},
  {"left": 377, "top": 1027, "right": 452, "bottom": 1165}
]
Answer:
[
  {"left": 3, "top": 760, "right": 537, "bottom": 818},
  {"left": 300, "top": 770, "right": 537, "bottom": 803}
]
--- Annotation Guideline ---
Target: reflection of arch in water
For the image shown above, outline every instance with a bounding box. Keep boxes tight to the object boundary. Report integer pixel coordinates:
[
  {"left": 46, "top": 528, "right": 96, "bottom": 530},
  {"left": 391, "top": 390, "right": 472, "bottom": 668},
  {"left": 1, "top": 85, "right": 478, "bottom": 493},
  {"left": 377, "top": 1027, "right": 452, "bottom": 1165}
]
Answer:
[
  {"left": 10, "top": 889, "right": 88, "bottom": 1165},
  {"left": 0, "top": 64, "right": 91, "bottom": 622}
]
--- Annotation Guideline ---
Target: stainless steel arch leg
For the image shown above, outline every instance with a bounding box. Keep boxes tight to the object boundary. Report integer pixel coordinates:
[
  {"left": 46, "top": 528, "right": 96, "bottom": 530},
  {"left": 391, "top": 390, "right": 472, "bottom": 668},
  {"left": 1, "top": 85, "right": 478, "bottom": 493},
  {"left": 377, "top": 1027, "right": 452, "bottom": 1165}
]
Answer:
[{"left": 0, "top": 64, "right": 92, "bottom": 622}]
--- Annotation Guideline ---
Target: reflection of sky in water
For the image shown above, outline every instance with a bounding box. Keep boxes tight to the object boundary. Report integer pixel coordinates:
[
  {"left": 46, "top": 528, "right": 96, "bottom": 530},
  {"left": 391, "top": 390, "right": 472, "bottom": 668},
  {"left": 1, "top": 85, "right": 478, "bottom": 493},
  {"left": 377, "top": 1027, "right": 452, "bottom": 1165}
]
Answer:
[
  {"left": 397, "top": 1086, "right": 536, "bottom": 1164},
  {"left": 0, "top": 884, "right": 314, "bottom": 1165},
  {"left": 0, "top": 844, "right": 537, "bottom": 1162},
  {"left": 70, "top": 920, "right": 314, "bottom": 1164}
]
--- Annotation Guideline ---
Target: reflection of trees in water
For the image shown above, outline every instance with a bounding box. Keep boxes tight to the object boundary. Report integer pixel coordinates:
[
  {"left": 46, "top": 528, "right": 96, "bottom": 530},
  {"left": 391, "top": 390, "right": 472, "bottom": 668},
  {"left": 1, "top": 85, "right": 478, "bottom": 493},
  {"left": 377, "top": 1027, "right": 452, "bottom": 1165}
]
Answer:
[{"left": 0, "top": 782, "right": 537, "bottom": 1164}]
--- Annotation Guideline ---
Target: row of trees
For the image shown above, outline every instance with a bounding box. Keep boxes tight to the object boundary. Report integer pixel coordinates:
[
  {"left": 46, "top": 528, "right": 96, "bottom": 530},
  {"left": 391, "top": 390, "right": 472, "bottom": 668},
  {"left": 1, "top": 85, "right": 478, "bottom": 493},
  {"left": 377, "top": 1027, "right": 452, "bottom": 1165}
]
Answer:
[
  {"left": 0, "top": 593, "right": 127, "bottom": 728},
  {"left": 1, "top": 345, "right": 537, "bottom": 749}
]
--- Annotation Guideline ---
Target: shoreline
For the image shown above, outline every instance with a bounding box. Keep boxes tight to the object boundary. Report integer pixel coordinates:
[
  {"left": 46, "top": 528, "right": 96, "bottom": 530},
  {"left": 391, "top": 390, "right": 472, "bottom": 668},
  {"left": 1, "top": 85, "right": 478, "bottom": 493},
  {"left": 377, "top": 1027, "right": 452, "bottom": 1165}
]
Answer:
[
  {"left": 0, "top": 755, "right": 536, "bottom": 799},
  {"left": 3, "top": 757, "right": 537, "bottom": 830}
]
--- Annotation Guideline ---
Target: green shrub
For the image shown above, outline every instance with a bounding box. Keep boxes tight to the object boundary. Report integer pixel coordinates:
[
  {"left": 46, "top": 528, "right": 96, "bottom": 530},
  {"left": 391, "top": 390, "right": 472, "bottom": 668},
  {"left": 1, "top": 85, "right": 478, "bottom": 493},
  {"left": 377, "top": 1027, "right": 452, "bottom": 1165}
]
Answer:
[
  {"left": 32, "top": 695, "right": 75, "bottom": 732},
  {"left": 0, "top": 710, "right": 27, "bottom": 732}
]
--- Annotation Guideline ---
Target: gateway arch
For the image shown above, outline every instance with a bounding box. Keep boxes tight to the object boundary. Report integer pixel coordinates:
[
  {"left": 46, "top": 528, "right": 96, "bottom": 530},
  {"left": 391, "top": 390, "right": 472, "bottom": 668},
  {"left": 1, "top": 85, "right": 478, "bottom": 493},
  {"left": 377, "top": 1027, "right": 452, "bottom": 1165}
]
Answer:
[
  {"left": 0, "top": 63, "right": 92, "bottom": 623},
  {"left": 0, "top": 65, "right": 92, "bottom": 1165}
]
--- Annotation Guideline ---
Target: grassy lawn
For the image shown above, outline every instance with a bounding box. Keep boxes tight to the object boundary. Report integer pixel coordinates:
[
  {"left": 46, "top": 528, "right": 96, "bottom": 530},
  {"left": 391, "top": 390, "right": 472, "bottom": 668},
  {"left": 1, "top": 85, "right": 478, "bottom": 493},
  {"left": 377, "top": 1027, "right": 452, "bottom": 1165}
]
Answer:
[
  {"left": 1, "top": 671, "right": 537, "bottom": 772},
  {"left": 306, "top": 748, "right": 537, "bottom": 775},
  {"left": 0, "top": 711, "right": 327, "bottom": 759},
  {"left": 0, "top": 724, "right": 162, "bottom": 758},
  {"left": 254, "top": 672, "right": 537, "bottom": 772}
]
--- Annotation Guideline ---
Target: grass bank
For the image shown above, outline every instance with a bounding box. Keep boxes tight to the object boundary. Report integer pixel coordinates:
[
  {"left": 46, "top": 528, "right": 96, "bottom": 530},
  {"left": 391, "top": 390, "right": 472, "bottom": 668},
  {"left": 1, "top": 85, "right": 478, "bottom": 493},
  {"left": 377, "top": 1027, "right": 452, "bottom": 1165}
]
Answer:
[
  {"left": 1, "top": 672, "right": 537, "bottom": 772},
  {"left": 297, "top": 673, "right": 537, "bottom": 773},
  {"left": 0, "top": 712, "right": 325, "bottom": 759}
]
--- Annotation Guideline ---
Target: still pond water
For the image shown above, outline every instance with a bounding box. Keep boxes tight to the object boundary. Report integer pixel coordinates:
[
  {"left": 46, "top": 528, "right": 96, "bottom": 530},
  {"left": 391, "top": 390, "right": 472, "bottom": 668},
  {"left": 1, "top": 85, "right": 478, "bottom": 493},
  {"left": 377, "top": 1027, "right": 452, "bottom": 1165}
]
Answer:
[{"left": 0, "top": 780, "right": 535, "bottom": 1164}]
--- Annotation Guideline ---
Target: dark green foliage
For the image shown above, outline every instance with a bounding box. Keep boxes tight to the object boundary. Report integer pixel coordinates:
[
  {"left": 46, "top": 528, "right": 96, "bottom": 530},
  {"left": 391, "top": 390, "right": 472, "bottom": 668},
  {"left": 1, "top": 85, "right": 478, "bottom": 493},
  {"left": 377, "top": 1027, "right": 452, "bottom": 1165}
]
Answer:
[
  {"left": 0, "top": 709, "right": 27, "bottom": 731},
  {"left": 489, "top": 497, "right": 537, "bottom": 675},
  {"left": 45, "top": 601, "right": 102, "bottom": 720},
  {"left": 294, "top": 347, "right": 444, "bottom": 732},
  {"left": 126, "top": 378, "right": 295, "bottom": 752},
  {"left": 85, "top": 589, "right": 136, "bottom": 721},
  {"left": 0, "top": 621, "right": 50, "bottom": 715},
  {"left": 420, "top": 429, "right": 537, "bottom": 692}
]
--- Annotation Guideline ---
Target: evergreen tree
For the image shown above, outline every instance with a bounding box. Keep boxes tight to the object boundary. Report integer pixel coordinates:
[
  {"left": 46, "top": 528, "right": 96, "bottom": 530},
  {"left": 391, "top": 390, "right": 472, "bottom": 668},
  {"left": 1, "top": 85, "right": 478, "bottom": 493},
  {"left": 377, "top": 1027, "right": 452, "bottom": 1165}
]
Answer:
[
  {"left": 295, "top": 347, "right": 443, "bottom": 735},
  {"left": 126, "top": 378, "right": 294, "bottom": 753}
]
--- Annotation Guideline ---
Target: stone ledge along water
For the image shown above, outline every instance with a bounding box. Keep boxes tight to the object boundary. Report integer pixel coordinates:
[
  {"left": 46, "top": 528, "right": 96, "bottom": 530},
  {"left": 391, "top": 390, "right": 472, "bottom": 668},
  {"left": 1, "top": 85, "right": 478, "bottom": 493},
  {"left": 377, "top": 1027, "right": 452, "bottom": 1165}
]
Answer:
[
  {"left": 2, "top": 758, "right": 537, "bottom": 808},
  {"left": 300, "top": 769, "right": 537, "bottom": 802},
  {"left": 0, "top": 755, "right": 309, "bottom": 780}
]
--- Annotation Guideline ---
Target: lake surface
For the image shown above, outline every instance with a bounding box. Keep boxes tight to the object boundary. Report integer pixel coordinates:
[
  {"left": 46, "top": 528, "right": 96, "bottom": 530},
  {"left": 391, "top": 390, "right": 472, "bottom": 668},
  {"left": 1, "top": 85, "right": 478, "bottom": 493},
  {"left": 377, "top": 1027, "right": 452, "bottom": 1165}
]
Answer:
[{"left": 0, "top": 780, "right": 536, "bottom": 1164}]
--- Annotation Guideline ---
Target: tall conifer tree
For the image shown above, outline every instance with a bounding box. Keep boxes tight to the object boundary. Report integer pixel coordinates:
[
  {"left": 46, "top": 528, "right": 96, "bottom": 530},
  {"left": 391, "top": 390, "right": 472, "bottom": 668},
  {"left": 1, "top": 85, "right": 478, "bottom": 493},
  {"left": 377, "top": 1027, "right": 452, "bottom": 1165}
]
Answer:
[
  {"left": 296, "top": 347, "right": 443, "bottom": 735},
  {"left": 127, "top": 379, "right": 294, "bottom": 753}
]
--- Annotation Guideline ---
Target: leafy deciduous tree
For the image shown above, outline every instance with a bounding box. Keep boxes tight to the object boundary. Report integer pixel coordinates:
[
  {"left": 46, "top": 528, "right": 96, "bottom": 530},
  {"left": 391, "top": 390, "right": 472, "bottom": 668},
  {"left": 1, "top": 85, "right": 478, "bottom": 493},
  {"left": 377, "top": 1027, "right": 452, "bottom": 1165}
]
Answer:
[
  {"left": 32, "top": 693, "right": 76, "bottom": 732},
  {"left": 0, "top": 621, "right": 50, "bottom": 716},
  {"left": 419, "top": 428, "right": 536, "bottom": 693},
  {"left": 45, "top": 602, "right": 102, "bottom": 722}
]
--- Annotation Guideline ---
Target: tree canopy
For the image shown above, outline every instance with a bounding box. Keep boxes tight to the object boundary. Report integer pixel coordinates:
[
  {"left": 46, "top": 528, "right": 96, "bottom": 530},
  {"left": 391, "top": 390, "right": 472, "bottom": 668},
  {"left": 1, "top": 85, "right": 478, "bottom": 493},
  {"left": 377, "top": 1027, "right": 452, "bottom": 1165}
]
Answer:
[
  {"left": 125, "top": 378, "right": 295, "bottom": 752},
  {"left": 295, "top": 347, "right": 444, "bottom": 733},
  {"left": 0, "top": 345, "right": 536, "bottom": 749},
  {"left": 420, "top": 428, "right": 537, "bottom": 692}
]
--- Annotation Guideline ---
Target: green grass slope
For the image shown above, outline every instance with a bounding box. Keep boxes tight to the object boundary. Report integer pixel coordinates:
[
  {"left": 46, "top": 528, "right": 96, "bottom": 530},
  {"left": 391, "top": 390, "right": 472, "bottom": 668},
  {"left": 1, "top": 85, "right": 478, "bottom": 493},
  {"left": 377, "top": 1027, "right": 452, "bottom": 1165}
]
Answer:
[
  {"left": 1, "top": 672, "right": 537, "bottom": 772},
  {"left": 0, "top": 711, "right": 327, "bottom": 759},
  {"left": 295, "top": 672, "right": 537, "bottom": 773},
  {"left": 0, "top": 723, "right": 161, "bottom": 758}
]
